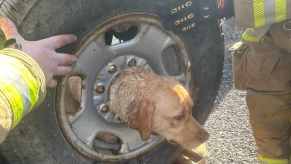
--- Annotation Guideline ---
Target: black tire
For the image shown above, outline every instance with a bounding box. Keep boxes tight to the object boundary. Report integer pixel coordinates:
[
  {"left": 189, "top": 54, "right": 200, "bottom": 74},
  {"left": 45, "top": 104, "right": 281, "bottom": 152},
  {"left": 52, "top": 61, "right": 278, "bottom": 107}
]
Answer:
[{"left": 0, "top": 0, "right": 224, "bottom": 164}]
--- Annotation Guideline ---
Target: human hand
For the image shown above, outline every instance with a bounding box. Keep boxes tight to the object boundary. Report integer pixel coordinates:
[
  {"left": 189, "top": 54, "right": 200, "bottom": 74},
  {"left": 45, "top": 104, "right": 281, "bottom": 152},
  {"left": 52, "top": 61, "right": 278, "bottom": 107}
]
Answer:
[
  {"left": 0, "top": 17, "right": 78, "bottom": 88},
  {"left": 21, "top": 35, "right": 78, "bottom": 88}
]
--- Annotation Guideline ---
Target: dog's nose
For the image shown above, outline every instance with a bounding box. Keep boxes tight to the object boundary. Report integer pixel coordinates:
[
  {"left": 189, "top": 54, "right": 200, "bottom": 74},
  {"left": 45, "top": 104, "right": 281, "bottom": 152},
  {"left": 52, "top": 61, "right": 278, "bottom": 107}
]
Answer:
[{"left": 198, "top": 130, "right": 209, "bottom": 143}]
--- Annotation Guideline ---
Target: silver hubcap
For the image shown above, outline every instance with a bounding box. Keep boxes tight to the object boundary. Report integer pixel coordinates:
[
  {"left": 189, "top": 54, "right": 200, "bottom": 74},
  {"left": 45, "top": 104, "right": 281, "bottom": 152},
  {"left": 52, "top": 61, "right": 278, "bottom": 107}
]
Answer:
[{"left": 57, "top": 14, "right": 191, "bottom": 161}]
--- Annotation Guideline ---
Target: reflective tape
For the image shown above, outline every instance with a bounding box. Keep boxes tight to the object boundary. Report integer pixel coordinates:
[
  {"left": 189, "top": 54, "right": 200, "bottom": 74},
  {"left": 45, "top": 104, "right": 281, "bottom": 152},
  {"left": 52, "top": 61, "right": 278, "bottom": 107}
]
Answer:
[
  {"left": 252, "top": 0, "right": 286, "bottom": 27},
  {"left": 242, "top": 29, "right": 261, "bottom": 42},
  {"left": 235, "top": 0, "right": 289, "bottom": 28},
  {"left": 0, "top": 78, "right": 24, "bottom": 127},
  {"left": 253, "top": 0, "right": 266, "bottom": 28},
  {"left": 1, "top": 48, "right": 46, "bottom": 104},
  {"left": 0, "top": 48, "right": 46, "bottom": 128},
  {"left": 242, "top": 27, "right": 270, "bottom": 42},
  {"left": 275, "top": 0, "right": 287, "bottom": 22},
  {"left": 258, "top": 155, "right": 288, "bottom": 164},
  {"left": 0, "top": 61, "right": 31, "bottom": 115},
  {"left": 0, "top": 93, "right": 12, "bottom": 131}
]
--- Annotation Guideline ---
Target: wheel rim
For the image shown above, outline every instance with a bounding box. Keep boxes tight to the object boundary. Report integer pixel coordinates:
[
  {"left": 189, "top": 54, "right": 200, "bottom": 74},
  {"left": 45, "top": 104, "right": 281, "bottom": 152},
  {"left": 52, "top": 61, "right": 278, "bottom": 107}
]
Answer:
[{"left": 57, "top": 13, "right": 192, "bottom": 161}]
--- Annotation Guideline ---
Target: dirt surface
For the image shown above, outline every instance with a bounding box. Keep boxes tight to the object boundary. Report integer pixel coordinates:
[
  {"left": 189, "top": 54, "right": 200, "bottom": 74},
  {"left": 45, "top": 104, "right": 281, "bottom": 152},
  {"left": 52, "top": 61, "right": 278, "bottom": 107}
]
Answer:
[{"left": 205, "top": 19, "right": 259, "bottom": 164}]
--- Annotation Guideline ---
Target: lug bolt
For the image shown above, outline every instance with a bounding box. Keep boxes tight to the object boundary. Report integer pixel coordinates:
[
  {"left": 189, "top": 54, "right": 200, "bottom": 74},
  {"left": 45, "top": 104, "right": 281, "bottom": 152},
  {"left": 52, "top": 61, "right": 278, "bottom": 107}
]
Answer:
[
  {"left": 95, "top": 84, "right": 105, "bottom": 94},
  {"left": 128, "top": 58, "right": 137, "bottom": 67},
  {"left": 108, "top": 64, "right": 117, "bottom": 74},
  {"left": 100, "top": 104, "right": 109, "bottom": 113}
]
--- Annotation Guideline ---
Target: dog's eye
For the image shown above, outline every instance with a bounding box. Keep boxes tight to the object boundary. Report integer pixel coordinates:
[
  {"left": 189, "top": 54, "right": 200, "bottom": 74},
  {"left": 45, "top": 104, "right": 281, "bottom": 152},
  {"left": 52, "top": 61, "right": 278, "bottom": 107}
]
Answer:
[{"left": 173, "top": 112, "right": 185, "bottom": 121}]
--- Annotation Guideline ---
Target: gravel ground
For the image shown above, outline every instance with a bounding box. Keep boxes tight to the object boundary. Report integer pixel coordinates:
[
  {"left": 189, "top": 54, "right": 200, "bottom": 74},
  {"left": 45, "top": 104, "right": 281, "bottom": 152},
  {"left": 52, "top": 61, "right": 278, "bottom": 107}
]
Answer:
[{"left": 205, "top": 19, "right": 258, "bottom": 164}]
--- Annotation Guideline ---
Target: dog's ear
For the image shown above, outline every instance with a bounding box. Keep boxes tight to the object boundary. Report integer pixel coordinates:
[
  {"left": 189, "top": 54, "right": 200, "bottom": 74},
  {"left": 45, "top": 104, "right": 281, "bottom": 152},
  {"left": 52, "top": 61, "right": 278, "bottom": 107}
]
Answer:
[
  {"left": 128, "top": 98, "right": 155, "bottom": 140},
  {"left": 172, "top": 84, "right": 193, "bottom": 110}
]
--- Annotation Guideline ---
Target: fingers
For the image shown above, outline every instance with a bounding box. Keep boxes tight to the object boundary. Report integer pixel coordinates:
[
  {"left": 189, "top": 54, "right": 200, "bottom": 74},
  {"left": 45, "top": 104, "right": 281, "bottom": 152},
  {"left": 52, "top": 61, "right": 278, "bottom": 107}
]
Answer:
[
  {"left": 55, "top": 53, "right": 77, "bottom": 65},
  {"left": 46, "top": 66, "right": 74, "bottom": 88},
  {"left": 47, "top": 66, "right": 74, "bottom": 88},
  {"left": 46, "top": 66, "right": 72, "bottom": 88},
  {"left": 42, "top": 34, "right": 77, "bottom": 49},
  {"left": 55, "top": 66, "right": 73, "bottom": 76},
  {"left": 47, "top": 79, "right": 58, "bottom": 88},
  {"left": 48, "top": 53, "right": 77, "bottom": 88}
]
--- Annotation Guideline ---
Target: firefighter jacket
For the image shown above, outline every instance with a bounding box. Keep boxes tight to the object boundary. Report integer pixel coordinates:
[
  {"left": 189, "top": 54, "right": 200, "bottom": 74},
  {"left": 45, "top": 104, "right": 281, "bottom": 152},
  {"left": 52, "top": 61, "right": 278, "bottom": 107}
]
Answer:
[
  {"left": 0, "top": 28, "right": 46, "bottom": 143},
  {"left": 234, "top": 0, "right": 291, "bottom": 42}
]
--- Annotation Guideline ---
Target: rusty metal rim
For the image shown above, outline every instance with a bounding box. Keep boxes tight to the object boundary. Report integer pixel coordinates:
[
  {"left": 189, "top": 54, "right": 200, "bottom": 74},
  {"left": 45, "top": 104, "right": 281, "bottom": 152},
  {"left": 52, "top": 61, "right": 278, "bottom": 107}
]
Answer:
[{"left": 56, "top": 13, "right": 191, "bottom": 162}]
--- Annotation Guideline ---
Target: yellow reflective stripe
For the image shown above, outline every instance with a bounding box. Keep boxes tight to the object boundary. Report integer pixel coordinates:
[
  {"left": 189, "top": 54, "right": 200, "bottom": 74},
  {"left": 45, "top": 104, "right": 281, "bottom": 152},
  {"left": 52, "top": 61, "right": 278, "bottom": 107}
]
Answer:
[
  {"left": 242, "top": 29, "right": 260, "bottom": 42},
  {"left": 258, "top": 156, "right": 288, "bottom": 164},
  {"left": 0, "top": 55, "right": 35, "bottom": 110},
  {"left": 0, "top": 93, "right": 12, "bottom": 130},
  {"left": 0, "top": 62, "right": 31, "bottom": 115},
  {"left": 0, "top": 49, "right": 46, "bottom": 107},
  {"left": 6, "top": 59, "right": 39, "bottom": 111},
  {"left": 253, "top": 0, "right": 266, "bottom": 28},
  {"left": 0, "top": 49, "right": 45, "bottom": 86},
  {"left": 16, "top": 63, "right": 40, "bottom": 110},
  {"left": 0, "top": 79, "right": 24, "bottom": 127},
  {"left": 275, "top": 0, "right": 287, "bottom": 22},
  {"left": 0, "top": 48, "right": 46, "bottom": 128}
]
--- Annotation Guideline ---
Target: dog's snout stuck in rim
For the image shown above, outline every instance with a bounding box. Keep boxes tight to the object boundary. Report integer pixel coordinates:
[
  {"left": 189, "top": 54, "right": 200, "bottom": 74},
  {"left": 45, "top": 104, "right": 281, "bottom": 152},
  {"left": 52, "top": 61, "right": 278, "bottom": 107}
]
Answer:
[
  {"left": 68, "top": 66, "right": 208, "bottom": 161},
  {"left": 108, "top": 67, "right": 208, "bottom": 152}
]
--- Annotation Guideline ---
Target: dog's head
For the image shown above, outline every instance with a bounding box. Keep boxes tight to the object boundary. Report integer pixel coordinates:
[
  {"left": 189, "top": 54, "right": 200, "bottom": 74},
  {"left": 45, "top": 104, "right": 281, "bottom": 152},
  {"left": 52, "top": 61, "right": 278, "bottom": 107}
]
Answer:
[{"left": 127, "top": 79, "right": 208, "bottom": 151}]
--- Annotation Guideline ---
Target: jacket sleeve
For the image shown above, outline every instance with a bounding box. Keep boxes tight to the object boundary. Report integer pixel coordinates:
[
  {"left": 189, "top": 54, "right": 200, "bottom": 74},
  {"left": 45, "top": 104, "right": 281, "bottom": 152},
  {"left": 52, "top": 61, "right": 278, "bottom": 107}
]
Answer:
[
  {"left": 0, "top": 93, "right": 12, "bottom": 143},
  {"left": 0, "top": 48, "right": 46, "bottom": 143}
]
